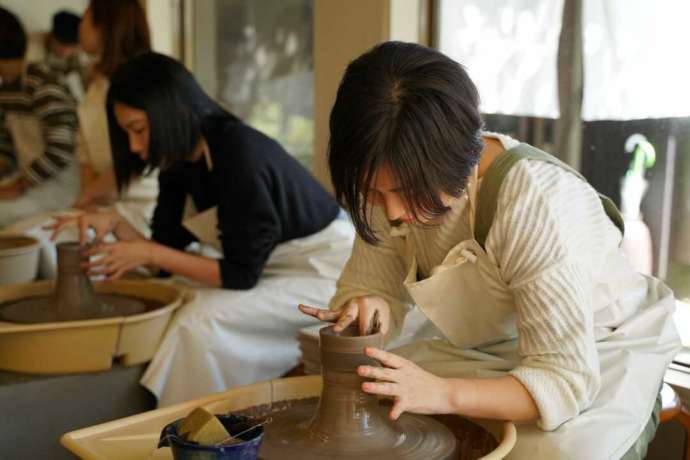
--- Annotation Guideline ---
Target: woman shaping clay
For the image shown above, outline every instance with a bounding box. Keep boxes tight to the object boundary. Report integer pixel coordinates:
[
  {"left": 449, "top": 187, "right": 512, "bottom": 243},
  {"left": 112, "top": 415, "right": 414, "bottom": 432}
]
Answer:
[
  {"left": 301, "top": 41, "right": 680, "bottom": 460},
  {"left": 50, "top": 51, "right": 340, "bottom": 288},
  {"left": 50, "top": 52, "right": 353, "bottom": 404}
]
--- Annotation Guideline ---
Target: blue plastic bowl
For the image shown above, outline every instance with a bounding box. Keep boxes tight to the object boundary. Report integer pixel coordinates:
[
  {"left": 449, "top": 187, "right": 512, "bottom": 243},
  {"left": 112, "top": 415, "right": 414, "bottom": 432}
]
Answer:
[{"left": 158, "top": 414, "right": 264, "bottom": 460}]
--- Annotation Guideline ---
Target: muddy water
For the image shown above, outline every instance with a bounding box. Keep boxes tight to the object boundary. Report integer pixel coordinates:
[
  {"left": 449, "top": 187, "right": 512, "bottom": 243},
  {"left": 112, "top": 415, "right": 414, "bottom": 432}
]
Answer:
[
  {"left": 234, "top": 398, "right": 498, "bottom": 460},
  {"left": 0, "top": 236, "right": 36, "bottom": 250},
  {"left": 0, "top": 294, "right": 163, "bottom": 324}
]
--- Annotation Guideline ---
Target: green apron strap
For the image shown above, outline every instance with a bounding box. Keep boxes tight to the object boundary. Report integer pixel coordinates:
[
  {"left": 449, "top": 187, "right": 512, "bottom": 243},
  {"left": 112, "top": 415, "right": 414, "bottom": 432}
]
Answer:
[{"left": 474, "top": 143, "right": 625, "bottom": 250}]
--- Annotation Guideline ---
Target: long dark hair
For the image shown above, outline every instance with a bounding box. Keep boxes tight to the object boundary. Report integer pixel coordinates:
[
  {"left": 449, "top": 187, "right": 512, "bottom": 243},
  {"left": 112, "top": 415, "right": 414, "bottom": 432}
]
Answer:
[
  {"left": 328, "top": 41, "right": 484, "bottom": 244},
  {"left": 107, "top": 52, "right": 228, "bottom": 191},
  {"left": 90, "top": 0, "right": 150, "bottom": 77}
]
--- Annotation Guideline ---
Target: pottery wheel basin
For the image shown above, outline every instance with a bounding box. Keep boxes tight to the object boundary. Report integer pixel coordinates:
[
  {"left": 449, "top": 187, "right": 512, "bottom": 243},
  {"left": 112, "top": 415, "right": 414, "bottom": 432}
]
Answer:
[
  {"left": 0, "top": 280, "right": 183, "bottom": 374},
  {"left": 60, "top": 375, "right": 517, "bottom": 460}
]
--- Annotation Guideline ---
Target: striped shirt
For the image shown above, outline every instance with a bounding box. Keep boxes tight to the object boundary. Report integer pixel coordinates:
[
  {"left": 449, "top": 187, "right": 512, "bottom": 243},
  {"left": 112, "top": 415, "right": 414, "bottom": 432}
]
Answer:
[{"left": 0, "top": 63, "right": 78, "bottom": 185}]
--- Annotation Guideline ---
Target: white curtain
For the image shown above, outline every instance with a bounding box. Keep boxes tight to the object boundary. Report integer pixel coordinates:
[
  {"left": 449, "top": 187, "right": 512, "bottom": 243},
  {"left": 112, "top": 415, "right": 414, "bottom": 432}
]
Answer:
[
  {"left": 437, "top": 0, "right": 690, "bottom": 121},
  {"left": 436, "top": 0, "right": 564, "bottom": 118},
  {"left": 582, "top": 0, "right": 690, "bottom": 120}
]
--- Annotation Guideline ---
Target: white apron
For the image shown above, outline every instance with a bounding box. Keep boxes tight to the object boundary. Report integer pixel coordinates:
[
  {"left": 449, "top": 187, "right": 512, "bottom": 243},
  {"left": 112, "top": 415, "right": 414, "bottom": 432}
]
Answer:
[
  {"left": 141, "top": 180, "right": 356, "bottom": 405},
  {"left": 391, "top": 157, "right": 679, "bottom": 459}
]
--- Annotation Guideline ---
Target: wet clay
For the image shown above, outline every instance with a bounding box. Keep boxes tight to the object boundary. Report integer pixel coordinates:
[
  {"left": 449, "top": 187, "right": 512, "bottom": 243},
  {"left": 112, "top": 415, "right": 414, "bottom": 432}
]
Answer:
[
  {"left": 0, "top": 242, "right": 147, "bottom": 323},
  {"left": 0, "top": 236, "right": 36, "bottom": 251},
  {"left": 259, "top": 325, "right": 458, "bottom": 459},
  {"left": 235, "top": 398, "right": 498, "bottom": 460}
]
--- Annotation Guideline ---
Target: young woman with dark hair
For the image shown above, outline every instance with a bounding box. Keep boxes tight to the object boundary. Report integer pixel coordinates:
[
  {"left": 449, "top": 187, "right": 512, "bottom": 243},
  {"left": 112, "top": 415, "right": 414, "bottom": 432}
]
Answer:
[
  {"left": 52, "top": 51, "right": 340, "bottom": 288},
  {"left": 301, "top": 41, "right": 679, "bottom": 460},
  {"left": 72, "top": 0, "right": 157, "bottom": 234},
  {"left": 50, "top": 52, "right": 352, "bottom": 403}
]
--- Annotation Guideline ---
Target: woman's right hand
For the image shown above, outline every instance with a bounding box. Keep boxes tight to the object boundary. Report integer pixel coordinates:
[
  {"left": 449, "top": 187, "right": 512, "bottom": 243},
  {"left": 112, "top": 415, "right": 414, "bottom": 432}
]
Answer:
[
  {"left": 44, "top": 210, "right": 122, "bottom": 245},
  {"left": 299, "top": 296, "right": 391, "bottom": 336}
]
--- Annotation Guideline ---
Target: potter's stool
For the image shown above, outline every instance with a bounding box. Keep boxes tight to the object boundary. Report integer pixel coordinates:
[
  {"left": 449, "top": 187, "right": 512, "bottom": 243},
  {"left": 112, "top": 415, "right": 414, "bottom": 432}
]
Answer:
[{"left": 660, "top": 383, "right": 690, "bottom": 459}]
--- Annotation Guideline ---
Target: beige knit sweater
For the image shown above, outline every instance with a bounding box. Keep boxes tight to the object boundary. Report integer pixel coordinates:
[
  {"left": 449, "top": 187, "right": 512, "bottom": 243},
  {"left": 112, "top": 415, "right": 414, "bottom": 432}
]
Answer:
[{"left": 329, "top": 133, "right": 640, "bottom": 430}]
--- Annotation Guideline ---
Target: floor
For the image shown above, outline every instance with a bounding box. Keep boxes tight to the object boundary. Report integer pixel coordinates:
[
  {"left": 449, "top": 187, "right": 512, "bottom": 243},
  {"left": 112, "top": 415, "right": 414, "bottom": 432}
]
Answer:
[{"left": 0, "top": 364, "right": 156, "bottom": 459}]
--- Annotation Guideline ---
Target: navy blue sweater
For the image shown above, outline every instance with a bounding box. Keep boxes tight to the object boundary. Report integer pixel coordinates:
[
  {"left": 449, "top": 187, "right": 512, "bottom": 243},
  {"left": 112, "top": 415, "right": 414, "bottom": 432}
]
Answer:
[{"left": 151, "top": 114, "right": 339, "bottom": 289}]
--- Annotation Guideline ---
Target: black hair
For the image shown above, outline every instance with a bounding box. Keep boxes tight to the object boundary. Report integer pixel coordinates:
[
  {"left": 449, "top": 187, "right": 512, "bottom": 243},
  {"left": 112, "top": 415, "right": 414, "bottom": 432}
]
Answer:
[
  {"left": 107, "top": 51, "right": 229, "bottom": 192},
  {"left": 52, "top": 10, "right": 81, "bottom": 45},
  {"left": 0, "top": 7, "right": 27, "bottom": 59},
  {"left": 328, "top": 41, "right": 484, "bottom": 244}
]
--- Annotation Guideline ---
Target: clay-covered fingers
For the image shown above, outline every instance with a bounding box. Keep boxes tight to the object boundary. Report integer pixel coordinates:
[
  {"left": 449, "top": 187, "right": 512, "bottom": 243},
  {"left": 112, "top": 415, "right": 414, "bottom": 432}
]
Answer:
[
  {"left": 357, "top": 365, "right": 398, "bottom": 382},
  {"left": 355, "top": 296, "right": 391, "bottom": 336},
  {"left": 333, "top": 301, "right": 358, "bottom": 332},
  {"left": 298, "top": 304, "right": 341, "bottom": 322},
  {"left": 108, "top": 262, "right": 138, "bottom": 281},
  {"left": 83, "top": 242, "right": 110, "bottom": 258},
  {"left": 361, "top": 381, "right": 399, "bottom": 397},
  {"left": 364, "top": 347, "right": 408, "bottom": 369},
  {"left": 389, "top": 398, "right": 406, "bottom": 420},
  {"left": 44, "top": 216, "right": 79, "bottom": 242}
]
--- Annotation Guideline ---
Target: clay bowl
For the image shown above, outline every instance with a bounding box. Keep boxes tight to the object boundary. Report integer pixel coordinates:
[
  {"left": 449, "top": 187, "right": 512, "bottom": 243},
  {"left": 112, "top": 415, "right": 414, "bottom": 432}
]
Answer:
[{"left": 0, "top": 234, "right": 40, "bottom": 285}]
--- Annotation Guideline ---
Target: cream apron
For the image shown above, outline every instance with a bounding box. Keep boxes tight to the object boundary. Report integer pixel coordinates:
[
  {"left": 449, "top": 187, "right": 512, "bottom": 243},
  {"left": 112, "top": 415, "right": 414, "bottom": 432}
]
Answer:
[
  {"left": 392, "top": 144, "right": 680, "bottom": 460},
  {"left": 141, "top": 149, "right": 355, "bottom": 405}
]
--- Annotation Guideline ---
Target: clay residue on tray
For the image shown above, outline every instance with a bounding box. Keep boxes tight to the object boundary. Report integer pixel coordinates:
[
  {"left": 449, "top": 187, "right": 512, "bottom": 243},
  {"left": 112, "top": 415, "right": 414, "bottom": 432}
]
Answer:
[{"left": 236, "top": 398, "right": 499, "bottom": 459}]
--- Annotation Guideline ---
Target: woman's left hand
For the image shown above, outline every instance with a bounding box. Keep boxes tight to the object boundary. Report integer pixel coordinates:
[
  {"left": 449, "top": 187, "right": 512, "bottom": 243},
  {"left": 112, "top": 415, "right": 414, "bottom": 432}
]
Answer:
[
  {"left": 84, "top": 240, "right": 156, "bottom": 280},
  {"left": 358, "top": 347, "right": 453, "bottom": 420}
]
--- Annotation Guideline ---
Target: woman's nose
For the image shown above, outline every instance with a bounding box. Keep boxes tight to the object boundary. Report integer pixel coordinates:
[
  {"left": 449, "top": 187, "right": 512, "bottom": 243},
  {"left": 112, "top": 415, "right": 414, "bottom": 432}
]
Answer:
[
  {"left": 383, "top": 194, "right": 407, "bottom": 222},
  {"left": 128, "top": 134, "right": 142, "bottom": 154}
]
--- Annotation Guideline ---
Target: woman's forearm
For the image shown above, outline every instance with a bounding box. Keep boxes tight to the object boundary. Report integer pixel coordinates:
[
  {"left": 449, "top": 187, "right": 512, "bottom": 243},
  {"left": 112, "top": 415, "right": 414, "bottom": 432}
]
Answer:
[
  {"left": 150, "top": 242, "right": 222, "bottom": 286},
  {"left": 446, "top": 375, "right": 540, "bottom": 422},
  {"left": 112, "top": 213, "right": 146, "bottom": 241}
]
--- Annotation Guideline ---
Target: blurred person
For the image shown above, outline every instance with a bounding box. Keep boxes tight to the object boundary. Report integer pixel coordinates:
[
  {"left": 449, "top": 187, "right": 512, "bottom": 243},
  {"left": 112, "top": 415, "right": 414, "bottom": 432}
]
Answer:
[
  {"left": 0, "top": 7, "right": 79, "bottom": 228},
  {"left": 43, "top": 10, "right": 89, "bottom": 101}
]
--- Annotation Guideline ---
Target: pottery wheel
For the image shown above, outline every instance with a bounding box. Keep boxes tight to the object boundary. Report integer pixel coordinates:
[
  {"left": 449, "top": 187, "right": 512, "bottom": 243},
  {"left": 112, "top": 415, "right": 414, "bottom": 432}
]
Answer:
[
  {"left": 0, "top": 294, "right": 146, "bottom": 324},
  {"left": 260, "top": 402, "right": 457, "bottom": 460}
]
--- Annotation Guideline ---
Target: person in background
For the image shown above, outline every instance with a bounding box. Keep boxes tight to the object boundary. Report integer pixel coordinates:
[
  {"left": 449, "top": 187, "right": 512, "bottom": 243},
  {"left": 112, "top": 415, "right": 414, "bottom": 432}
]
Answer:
[
  {"left": 51, "top": 51, "right": 340, "bottom": 287},
  {"left": 73, "top": 0, "right": 157, "bottom": 236},
  {"left": 0, "top": 7, "right": 79, "bottom": 228},
  {"left": 50, "top": 53, "right": 353, "bottom": 403},
  {"left": 43, "top": 10, "right": 89, "bottom": 102}
]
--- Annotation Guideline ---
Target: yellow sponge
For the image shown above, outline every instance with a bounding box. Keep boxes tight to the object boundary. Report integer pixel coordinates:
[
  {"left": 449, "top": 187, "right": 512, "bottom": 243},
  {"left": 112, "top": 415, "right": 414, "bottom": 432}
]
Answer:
[{"left": 178, "top": 407, "right": 230, "bottom": 445}]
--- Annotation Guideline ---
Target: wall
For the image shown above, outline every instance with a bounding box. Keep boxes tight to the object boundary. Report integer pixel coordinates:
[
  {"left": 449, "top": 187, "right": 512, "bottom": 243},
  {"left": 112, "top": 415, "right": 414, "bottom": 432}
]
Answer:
[
  {"left": 145, "top": 0, "right": 183, "bottom": 58},
  {"left": 312, "top": 0, "right": 424, "bottom": 191}
]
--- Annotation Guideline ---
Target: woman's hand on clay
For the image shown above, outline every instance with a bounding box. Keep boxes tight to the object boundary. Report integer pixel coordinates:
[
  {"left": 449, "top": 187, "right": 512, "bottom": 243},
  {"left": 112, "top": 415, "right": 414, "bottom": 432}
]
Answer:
[
  {"left": 358, "top": 347, "right": 453, "bottom": 420},
  {"left": 45, "top": 210, "right": 121, "bottom": 244},
  {"left": 83, "top": 240, "right": 155, "bottom": 280},
  {"left": 299, "top": 295, "right": 391, "bottom": 336}
]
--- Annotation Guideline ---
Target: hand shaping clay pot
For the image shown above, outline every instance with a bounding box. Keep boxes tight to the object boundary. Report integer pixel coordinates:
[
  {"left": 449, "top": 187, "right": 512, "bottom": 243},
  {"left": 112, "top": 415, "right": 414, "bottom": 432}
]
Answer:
[
  {"left": 259, "top": 325, "right": 457, "bottom": 459},
  {"left": 0, "top": 242, "right": 146, "bottom": 323}
]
